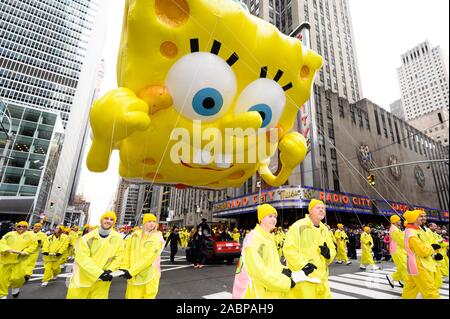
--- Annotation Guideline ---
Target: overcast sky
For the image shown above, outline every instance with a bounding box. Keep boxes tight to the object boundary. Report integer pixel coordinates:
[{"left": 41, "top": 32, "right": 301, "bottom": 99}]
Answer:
[{"left": 78, "top": 0, "right": 450, "bottom": 225}]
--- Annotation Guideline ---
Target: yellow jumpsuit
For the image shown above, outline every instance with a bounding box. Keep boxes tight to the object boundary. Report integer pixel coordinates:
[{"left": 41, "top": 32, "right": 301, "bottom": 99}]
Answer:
[
  {"left": 66, "top": 229, "right": 124, "bottom": 299},
  {"left": 360, "top": 232, "right": 375, "bottom": 267},
  {"left": 232, "top": 224, "right": 292, "bottom": 299},
  {"left": 402, "top": 226, "right": 439, "bottom": 299},
  {"left": 24, "top": 231, "right": 47, "bottom": 276},
  {"left": 122, "top": 229, "right": 165, "bottom": 299},
  {"left": 42, "top": 233, "right": 69, "bottom": 282},
  {"left": 419, "top": 227, "right": 442, "bottom": 289},
  {"left": 389, "top": 224, "right": 407, "bottom": 282},
  {"left": 335, "top": 229, "right": 349, "bottom": 263},
  {"left": 283, "top": 215, "right": 336, "bottom": 299},
  {"left": 63, "top": 231, "right": 79, "bottom": 262},
  {"left": 430, "top": 232, "right": 449, "bottom": 278},
  {"left": 0, "top": 230, "right": 38, "bottom": 297}
]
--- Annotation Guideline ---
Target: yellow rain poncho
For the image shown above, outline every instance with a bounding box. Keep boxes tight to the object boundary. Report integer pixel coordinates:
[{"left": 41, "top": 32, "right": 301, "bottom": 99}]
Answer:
[
  {"left": 389, "top": 223, "right": 407, "bottom": 283},
  {"left": 66, "top": 228, "right": 124, "bottom": 299},
  {"left": 121, "top": 229, "right": 165, "bottom": 299},
  {"left": 0, "top": 230, "right": 37, "bottom": 297},
  {"left": 24, "top": 230, "right": 47, "bottom": 276},
  {"left": 283, "top": 214, "right": 336, "bottom": 299},
  {"left": 360, "top": 230, "right": 375, "bottom": 266},
  {"left": 42, "top": 232, "right": 69, "bottom": 282},
  {"left": 335, "top": 228, "right": 349, "bottom": 263},
  {"left": 402, "top": 225, "right": 439, "bottom": 299},
  {"left": 232, "top": 224, "right": 292, "bottom": 299}
]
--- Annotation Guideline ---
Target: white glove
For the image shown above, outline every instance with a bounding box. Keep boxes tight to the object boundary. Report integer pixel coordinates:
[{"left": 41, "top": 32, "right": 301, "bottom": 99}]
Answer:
[
  {"left": 110, "top": 270, "right": 125, "bottom": 278},
  {"left": 292, "top": 271, "right": 322, "bottom": 284}
]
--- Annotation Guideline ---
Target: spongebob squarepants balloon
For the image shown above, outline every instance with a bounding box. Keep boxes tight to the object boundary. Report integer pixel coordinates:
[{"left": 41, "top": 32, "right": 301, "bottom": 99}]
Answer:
[{"left": 87, "top": 0, "right": 322, "bottom": 189}]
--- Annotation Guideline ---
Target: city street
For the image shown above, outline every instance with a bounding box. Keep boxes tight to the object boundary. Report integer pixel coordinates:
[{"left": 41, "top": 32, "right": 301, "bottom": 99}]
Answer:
[{"left": 5, "top": 248, "right": 449, "bottom": 300}]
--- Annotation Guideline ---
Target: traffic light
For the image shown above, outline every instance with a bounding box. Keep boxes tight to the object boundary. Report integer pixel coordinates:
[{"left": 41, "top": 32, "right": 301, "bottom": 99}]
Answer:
[
  {"left": 49, "top": 201, "right": 54, "bottom": 209},
  {"left": 367, "top": 174, "right": 375, "bottom": 186}
]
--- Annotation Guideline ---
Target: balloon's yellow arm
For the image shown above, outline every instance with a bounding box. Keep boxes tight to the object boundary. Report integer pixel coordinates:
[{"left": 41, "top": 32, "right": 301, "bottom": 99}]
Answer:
[
  {"left": 86, "top": 86, "right": 171, "bottom": 172},
  {"left": 258, "top": 132, "right": 308, "bottom": 187}
]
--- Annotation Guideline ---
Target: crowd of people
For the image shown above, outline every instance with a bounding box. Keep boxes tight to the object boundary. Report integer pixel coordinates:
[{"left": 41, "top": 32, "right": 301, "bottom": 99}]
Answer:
[{"left": 0, "top": 202, "right": 448, "bottom": 299}]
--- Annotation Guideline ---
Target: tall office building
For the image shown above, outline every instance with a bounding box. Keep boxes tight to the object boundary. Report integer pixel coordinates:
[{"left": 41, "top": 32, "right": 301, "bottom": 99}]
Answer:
[
  {"left": 0, "top": 0, "right": 101, "bottom": 128},
  {"left": 390, "top": 99, "right": 405, "bottom": 120},
  {"left": 0, "top": 102, "right": 61, "bottom": 220},
  {"left": 397, "top": 40, "right": 449, "bottom": 121},
  {"left": 44, "top": 1, "right": 109, "bottom": 226},
  {"left": 243, "top": 0, "right": 363, "bottom": 102}
]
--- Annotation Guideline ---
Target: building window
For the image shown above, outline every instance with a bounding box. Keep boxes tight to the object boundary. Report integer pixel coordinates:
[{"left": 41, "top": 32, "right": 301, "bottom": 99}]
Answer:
[
  {"left": 394, "top": 121, "right": 401, "bottom": 144},
  {"left": 374, "top": 109, "right": 381, "bottom": 136},
  {"left": 350, "top": 105, "right": 356, "bottom": 124}
]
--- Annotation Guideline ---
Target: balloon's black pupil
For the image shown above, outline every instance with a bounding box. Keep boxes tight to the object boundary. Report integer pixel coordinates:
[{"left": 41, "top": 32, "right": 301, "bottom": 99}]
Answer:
[
  {"left": 258, "top": 111, "right": 266, "bottom": 121},
  {"left": 203, "top": 97, "right": 215, "bottom": 109}
]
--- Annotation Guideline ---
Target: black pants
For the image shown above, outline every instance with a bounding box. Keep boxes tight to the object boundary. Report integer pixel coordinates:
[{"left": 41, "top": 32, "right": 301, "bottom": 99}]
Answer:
[
  {"left": 193, "top": 249, "right": 205, "bottom": 265},
  {"left": 349, "top": 246, "right": 357, "bottom": 259},
  {"left": 170, "top": 246, "right": 178, "bottom": 262}
]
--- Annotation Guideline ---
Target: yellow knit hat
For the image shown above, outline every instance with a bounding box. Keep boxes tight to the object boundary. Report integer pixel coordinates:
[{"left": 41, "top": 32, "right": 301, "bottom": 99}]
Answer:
[
  {"left": 257, "top": 204, "right": 277, "bottom": 223},
  {"left": 403, "top": 210, "right": 420, "bottom": 224},
  {"left": 308, "top": 199, "right": 325, "bottom": 212},
  {"left": 143, "top": 213, "right": 157, "bottom": 224},
  {"left": 84, "top": 224, "right": 90, "bottom": 229},
  {"left": 337, "top": 223, "right": 344, "bottom": 229},
  {"left": 418, "top": 210, "right": 426, "bottom": 216},
  {"left": 33, "top": 223, "right": 42, "bottom": 228},
  {"left": 390, "top": 215, "right": 401, "bottom": 223},
  {"left": 100, "top": 211, "right": 117, "bottom": 224},
  {"left": 364, "top": 226, "right": 371, "bottom": 232},
  {"left": 16, "top": 221, "right": 29, "bottom": 228}
]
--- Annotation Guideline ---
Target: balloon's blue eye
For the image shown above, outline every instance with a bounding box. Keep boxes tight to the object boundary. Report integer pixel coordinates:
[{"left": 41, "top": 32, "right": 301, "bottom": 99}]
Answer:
[
  {"left": 249, "top": 104, "right": 273, "bottom": 128},
  {"left": 192, "top": 88, "right": 223, "bottom": 116}
]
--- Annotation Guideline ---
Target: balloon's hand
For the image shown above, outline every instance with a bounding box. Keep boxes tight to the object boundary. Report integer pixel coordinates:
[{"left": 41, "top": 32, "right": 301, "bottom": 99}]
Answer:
[
  {"left": 87, "top": 88, "right": 151, "bottom": 172},
  {"left": 279, "top": 132, "right": 308, "bottom": 169}
]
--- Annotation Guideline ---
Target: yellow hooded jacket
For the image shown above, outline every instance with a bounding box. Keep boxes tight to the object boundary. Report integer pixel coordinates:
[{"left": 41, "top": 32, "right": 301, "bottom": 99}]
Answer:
[
  {"left": 334, "top": 229, "right": 348, "bottom": 259},
  {"left": 0, "top": 230, "right": 38, "bottom": 265},
  {"left": 360, "top": 232, "right": 374, "bottom": 265},
  {"left": 283, "top": 215, "right": 336, "bottom": 284},
  {"left": 42, "top": 233, "right": 69, "bottom": 262},
  {"left": 417, "top": 227, "right": 437, "bottom": 273},
  {"left": 232, "top": 224, "right": 292, "bottom": 299},
  {"left": 121, "top": 229, "right": 165, "bottom": 286},
  {"left": 70, "top": 228, "right": 124, "bottom": 288}
]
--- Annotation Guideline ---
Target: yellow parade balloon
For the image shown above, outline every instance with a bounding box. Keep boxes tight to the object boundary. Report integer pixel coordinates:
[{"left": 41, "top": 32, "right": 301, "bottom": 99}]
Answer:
[{"left": 87, "top": 0, "right": 322, "bottom": 189}]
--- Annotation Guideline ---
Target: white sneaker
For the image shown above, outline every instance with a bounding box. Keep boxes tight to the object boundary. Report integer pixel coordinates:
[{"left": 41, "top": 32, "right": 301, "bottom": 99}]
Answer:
[
  {"left": 336, "top": 260, "right": 343, "bottom": 264},
  {"left": 371, "top": 265, "right": 380, "bottom": 271},
  {"left": 0, "top": 296, "right": 7, "bottom": 299},
  {"left": 345, "top": 261, "right": 352, "bottom": 265},
  {"left": 11, "top": 288, "right": 20, "bottom": 298},
  {"left": 359, "top": 265, "right": 366, "bottom": 270},
  {"left": 41, "top": 282, "right": 48, "bottom": 287}
]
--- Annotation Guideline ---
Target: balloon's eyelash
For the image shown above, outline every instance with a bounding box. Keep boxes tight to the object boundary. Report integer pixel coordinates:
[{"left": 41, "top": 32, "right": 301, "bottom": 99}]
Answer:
[
  {"left": 190, "top": 38, "right": 239, "bottom": 67},
  {"left": 260, "top": 66, "right": 293, "bottom": 91}
]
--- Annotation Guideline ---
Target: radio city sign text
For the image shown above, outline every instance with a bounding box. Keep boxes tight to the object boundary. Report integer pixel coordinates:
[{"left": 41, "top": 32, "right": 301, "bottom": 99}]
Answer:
[{"left": 212, "top": 187, "right": 372, "bottom": 212}]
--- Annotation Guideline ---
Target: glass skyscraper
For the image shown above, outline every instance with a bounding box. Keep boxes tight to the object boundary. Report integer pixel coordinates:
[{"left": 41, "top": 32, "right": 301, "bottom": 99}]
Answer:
[{"left": 0, "top": 0, "right": 99, "bottom": 127}]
